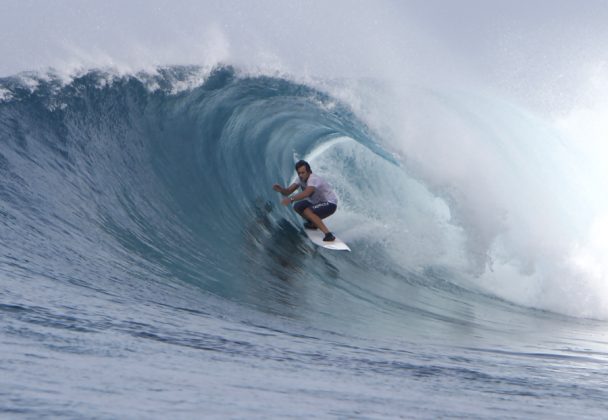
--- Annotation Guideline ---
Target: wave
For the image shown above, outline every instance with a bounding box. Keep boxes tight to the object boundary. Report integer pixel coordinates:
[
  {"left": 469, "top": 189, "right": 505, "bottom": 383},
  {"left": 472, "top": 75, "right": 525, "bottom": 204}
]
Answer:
[{"left": 1, "top": 65, "right": 606, "bottom": 339}]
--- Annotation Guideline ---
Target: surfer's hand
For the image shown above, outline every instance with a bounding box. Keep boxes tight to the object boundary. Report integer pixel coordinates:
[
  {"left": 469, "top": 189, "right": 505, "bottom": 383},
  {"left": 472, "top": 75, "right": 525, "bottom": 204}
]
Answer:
[
  {"left": 281, "top": 197, "right": 291, "bottom": 206},
  {"left": 272, "top": 184, "right": 283, "bottom": 193}
]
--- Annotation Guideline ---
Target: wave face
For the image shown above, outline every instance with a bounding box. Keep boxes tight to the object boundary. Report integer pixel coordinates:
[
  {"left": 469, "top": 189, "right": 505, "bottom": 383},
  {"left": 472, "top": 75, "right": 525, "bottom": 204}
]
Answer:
[
  {"left": 2, "top": 66, "right": 608, "bottom": 418},
  {"left": 1, "top": 67, "right": 410, "bottom": 330},
  {"left": 0, "top": 67, "right": 518, "bottom": 331},
  {"left": 0, "top": 65, "right": 605, "bottom": 325}
]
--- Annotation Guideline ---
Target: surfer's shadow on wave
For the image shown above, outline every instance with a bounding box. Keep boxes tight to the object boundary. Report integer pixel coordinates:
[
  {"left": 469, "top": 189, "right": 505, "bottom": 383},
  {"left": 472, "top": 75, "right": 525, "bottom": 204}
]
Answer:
[{"left": 242, "top": 198, "right": 340, "bottom": 282}]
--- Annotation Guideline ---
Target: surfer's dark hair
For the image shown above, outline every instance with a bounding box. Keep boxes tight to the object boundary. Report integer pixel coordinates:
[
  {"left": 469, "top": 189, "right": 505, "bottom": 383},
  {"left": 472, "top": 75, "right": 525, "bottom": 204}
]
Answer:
[{"left": 295, "top": 160, "right": 312, "bottom": 173}]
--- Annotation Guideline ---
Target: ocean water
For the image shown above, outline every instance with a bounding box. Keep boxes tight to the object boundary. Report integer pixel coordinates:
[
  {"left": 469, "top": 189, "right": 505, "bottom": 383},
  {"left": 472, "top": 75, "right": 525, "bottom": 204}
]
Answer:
[{"left": 1, "top": 64, "right": 608, "bottom": 419}]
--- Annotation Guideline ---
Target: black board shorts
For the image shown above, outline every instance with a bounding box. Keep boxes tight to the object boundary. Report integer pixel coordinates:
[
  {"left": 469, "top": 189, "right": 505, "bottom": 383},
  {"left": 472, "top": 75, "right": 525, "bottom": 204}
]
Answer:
[{"left": 293, "top": 200, "right": 337, "bottom": 219}]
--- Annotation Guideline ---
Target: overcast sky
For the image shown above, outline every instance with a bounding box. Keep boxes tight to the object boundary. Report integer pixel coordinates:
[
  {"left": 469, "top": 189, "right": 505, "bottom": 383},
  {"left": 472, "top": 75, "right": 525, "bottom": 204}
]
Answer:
[
  {"left": 2, "top": 0, "right": 608, "bottom": 113},
  {"left": 1, "top": 1, "right": 606, "bottom": 72}
]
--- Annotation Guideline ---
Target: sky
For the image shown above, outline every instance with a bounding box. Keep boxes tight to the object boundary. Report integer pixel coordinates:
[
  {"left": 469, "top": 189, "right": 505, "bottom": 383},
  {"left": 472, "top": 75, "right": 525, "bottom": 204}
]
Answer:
[{"left": 2, "top": 1, "right": 607, "bottom": 79}]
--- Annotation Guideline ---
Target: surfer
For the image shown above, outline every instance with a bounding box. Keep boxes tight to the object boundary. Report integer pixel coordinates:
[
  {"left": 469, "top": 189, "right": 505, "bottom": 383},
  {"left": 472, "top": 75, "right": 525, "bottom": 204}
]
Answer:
[{"left": 273, "top": 160, "right": 337, "bottom": 242}]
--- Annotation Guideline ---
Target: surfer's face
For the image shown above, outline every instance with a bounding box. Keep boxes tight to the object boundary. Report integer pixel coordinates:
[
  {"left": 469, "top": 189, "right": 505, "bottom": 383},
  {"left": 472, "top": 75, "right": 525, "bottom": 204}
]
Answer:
[{"left": 297, "top": 167, "right": 310, "bottom": 182}]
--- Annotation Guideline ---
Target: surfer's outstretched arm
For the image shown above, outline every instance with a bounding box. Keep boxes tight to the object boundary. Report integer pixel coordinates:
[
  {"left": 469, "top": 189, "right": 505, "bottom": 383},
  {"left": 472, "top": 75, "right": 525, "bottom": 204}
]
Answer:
[{"left": 272, "top": 183, "right": 298, "bottom": 196}]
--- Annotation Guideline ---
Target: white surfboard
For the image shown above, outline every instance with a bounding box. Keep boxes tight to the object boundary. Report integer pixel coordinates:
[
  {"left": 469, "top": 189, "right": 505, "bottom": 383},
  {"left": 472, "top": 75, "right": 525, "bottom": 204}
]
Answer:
[{"left": 305, "top": 228, "right": 351, "bottom": 251}]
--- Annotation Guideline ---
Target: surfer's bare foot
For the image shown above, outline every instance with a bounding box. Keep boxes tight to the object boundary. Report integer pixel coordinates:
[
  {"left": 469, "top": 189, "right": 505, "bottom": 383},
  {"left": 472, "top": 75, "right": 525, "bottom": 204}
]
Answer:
[{"left": 323, "top": 232, "right": 335, "bottom": 242}]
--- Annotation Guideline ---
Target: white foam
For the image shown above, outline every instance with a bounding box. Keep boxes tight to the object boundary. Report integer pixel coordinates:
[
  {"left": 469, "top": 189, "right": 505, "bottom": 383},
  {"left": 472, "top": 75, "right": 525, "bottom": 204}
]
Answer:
[{"left": 0, "top": 87, "right": 13, "bottom": 102}]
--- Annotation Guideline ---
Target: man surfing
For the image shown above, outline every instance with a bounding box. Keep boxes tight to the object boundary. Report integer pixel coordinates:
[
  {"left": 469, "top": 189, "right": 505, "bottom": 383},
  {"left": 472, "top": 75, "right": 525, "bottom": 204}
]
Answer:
[{"left": 273, "top": 160, "right": 337, "bottom": 242}]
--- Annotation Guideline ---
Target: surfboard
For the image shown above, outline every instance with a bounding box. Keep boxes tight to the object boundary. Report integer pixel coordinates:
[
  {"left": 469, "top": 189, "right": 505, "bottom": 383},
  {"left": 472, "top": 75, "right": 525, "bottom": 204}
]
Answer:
[{"left": 304, "top": 228, "right": 351, "bottom": 251}]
